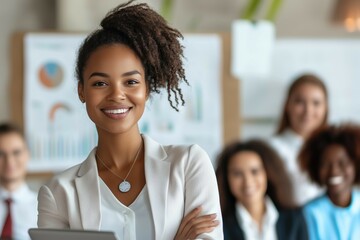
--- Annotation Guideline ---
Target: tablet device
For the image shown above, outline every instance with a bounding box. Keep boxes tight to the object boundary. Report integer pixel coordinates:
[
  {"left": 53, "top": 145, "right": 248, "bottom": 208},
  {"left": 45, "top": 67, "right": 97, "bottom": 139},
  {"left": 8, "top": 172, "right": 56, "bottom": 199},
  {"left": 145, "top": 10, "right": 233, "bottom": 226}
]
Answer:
[{"left": 28, "top": 228, "right": 118, "bottom": 240}]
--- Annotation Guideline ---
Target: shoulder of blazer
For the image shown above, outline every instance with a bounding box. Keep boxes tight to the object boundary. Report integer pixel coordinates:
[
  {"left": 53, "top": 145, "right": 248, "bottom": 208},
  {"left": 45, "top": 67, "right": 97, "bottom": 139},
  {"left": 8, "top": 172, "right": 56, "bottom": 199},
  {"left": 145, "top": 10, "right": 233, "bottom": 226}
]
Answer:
[
  {"left": 277, "top": 208, "right": 309, "bottom": 240},
  {"left": 46, "top": 148, "right": 97, "bottom": 189},
  {"left": 142, "top": 134, "right": 210, "bottom": 165},
  {"left": 223, "top": 212, "right": 245, "bottom": 240}
]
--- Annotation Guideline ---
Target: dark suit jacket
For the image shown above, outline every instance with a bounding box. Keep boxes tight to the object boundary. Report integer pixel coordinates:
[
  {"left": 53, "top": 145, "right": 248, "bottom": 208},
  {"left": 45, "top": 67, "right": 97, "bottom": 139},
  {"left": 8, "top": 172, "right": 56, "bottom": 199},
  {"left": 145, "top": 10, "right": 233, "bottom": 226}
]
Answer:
[{"left": 223, "top": 207, "right": 308, "bottom": 240}]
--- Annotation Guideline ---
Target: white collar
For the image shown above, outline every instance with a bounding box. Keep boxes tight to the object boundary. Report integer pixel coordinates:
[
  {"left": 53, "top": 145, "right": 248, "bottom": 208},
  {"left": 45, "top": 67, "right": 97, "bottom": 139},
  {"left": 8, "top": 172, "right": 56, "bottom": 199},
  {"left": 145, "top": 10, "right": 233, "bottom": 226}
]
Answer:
[
  {"left": 281, "top": 129, "right": 304, "bottom": 148},
  {"left": 236, "top": 196, "right": 279, "bottom": 230},
  {"left": 0, "top": 183, "right": 32, "bottom": 202},
  {"left": 262, "top": 197, "right": 279, "bottom": 227}
]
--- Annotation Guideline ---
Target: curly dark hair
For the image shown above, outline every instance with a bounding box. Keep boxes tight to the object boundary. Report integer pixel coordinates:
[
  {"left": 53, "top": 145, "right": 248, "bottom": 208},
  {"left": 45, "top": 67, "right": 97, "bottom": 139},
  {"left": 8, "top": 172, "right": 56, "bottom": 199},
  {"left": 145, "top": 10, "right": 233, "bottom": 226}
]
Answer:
[
  {"left": 76, "top": 0, "right": 188, "bottom": 111},
  {"left": 299, "top": 123, "right": 360, "bottom": 185},
  {"left": 276, "top": 74, "right": 328, "bottom": 134},
  {"left": 215, "top": 139, "right": 285, "bottom": 216}
]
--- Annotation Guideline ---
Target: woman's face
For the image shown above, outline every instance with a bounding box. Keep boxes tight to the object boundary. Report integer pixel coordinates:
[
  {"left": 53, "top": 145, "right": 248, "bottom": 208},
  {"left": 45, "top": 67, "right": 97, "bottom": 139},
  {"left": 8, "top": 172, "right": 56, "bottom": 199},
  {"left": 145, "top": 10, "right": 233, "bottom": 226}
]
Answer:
[
  {"left": 286, "top": 83, "right": 327, "bottom": 138},
  {"left": 319, "top": 144, "right": 355, "bottom": 199},
  {"left": 78, "top": 44, "right": 147, "bottom": 135},
  {"left": 227, "top": 151, "right": 267, "bottom": 207}
]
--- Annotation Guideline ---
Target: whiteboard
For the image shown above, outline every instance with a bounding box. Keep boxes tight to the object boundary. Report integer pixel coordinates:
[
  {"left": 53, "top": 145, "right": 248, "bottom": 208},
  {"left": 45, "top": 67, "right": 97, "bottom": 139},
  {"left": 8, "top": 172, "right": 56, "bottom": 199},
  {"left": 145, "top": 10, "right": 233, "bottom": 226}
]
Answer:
[{"left": 241, "top": 39, "right": 360, "bottom": 138}]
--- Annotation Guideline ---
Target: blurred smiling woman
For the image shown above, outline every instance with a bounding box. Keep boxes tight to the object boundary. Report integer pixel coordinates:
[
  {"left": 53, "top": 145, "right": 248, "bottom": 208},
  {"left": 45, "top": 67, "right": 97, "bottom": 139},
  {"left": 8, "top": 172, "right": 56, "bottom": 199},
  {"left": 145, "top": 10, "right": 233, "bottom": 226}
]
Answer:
[
  {"left": 269, "top": 74, "right": 328, "bottom": 208},
  {"left": 300, "top": 124, "right": 360, "bottom": 240},
  {"left": 216, "top": 140, "right": 308, "bottom": 240}
]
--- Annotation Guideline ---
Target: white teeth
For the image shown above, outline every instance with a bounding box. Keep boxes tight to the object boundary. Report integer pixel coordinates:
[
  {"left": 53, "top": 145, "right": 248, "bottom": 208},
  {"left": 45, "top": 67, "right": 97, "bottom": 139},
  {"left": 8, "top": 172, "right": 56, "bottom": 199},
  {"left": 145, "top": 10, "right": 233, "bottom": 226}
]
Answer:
[
  {"left": 104, "top": 108, "right": 129, "bottom": 114},
  {"left": 329, "top": 176, "right": 344, "bottom": 185}
]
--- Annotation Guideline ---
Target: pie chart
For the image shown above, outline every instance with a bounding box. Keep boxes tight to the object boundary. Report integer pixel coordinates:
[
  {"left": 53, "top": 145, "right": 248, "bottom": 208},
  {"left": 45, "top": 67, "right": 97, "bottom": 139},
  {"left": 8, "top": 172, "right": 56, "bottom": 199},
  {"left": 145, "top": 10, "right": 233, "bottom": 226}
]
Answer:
[{"left": 38, "top": 62, "right": 64, "bottom": 88}]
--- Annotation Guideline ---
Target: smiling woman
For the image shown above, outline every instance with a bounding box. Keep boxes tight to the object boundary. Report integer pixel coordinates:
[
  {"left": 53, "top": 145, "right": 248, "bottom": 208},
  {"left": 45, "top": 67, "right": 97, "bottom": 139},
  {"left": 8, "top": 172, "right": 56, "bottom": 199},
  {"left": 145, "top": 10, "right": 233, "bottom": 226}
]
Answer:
[
  {"left": 36, "top": 1, "right": 223, "bottom": 240},
  {"left": 299, "top": 123, "right": 360, "bottom": 240},
  {"left": 79, "top": 44, "right": 147, "bottom": 136},
  {"left": 268, "top": 74, "right": 328, "bottom": 208},
  {"left": 216, "top": 139, "right": 308, "bottom": 240}
]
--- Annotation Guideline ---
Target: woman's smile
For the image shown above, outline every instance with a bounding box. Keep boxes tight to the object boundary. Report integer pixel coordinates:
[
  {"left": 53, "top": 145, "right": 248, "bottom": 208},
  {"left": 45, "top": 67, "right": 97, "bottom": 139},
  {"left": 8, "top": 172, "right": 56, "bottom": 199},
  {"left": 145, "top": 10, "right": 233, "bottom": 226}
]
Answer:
[
  {"left": 101, "top": 106, "right": 132, "bottom": 120},
  {"left": 328, "top": 176, "right": 344, "bottom": 186}
]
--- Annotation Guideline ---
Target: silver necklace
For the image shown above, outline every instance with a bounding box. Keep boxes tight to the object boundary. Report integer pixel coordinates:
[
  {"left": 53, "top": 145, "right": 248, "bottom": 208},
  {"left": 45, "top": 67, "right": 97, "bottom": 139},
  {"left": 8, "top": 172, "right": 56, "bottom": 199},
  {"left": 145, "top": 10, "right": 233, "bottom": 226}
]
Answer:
[{"left": 96, "top": 142, "right": 142, "bottom": 193}]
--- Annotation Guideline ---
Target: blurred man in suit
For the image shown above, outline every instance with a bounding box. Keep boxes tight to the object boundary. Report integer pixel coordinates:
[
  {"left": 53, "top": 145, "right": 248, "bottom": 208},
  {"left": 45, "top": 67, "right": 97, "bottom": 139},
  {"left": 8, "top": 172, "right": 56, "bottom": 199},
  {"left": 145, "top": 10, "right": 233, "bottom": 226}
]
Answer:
[{"left": 0, "top": 123, "right": 37, "bottom": 240}]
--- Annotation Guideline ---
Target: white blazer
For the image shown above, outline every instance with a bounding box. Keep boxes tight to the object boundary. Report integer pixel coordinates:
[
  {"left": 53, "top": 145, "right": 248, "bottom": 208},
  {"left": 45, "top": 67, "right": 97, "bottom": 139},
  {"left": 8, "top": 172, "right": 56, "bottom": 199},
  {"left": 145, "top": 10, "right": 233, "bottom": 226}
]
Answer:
[{"left": 38, "top": 135, "right": 223, "bottom": 240}]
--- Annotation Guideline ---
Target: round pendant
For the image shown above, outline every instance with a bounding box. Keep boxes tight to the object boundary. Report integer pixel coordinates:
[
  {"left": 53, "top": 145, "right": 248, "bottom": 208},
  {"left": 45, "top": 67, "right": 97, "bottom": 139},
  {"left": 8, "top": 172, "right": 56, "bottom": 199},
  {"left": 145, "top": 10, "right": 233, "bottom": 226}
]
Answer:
[{"left": 119, "top": 181, "right": 131, "bottom": 193}]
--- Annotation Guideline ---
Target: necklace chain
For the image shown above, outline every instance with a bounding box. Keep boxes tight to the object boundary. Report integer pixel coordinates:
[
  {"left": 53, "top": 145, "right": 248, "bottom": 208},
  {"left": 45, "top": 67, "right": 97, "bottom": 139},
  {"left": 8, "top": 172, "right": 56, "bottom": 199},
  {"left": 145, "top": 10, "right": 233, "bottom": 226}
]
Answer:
[{"left": 96, "top": 141, "right": 142, "bottom": 181}]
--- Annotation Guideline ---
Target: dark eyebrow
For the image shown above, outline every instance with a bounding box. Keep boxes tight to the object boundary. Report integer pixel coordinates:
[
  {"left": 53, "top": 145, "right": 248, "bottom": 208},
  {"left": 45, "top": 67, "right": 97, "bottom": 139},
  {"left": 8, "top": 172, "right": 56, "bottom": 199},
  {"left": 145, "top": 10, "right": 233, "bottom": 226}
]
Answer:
[
  {"left": 88, "top": 70, "right": 141, "bottom": 80},
  {"left": 88, "top": 72, "right": 109, "bottom": 79},
  {"left": 121, "top": 70, "right": 142, "bottom": 77}
]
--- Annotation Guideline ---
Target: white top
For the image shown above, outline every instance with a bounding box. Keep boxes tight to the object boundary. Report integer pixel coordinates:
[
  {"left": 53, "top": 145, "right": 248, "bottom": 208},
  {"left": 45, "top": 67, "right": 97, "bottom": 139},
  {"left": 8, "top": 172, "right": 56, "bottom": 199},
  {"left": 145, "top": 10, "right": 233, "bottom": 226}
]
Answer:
[
  {"left": 236, "top": 197, "right": 279, "bottom": 240},
  {"left": 269, "top": 129, "right": 323, "bottom": 205},
  {"left": 99, "top": 179, "right": 155, "bottom": 240},
  {"left": 0, "top": 184, "right": 37, "bottom": 240}
]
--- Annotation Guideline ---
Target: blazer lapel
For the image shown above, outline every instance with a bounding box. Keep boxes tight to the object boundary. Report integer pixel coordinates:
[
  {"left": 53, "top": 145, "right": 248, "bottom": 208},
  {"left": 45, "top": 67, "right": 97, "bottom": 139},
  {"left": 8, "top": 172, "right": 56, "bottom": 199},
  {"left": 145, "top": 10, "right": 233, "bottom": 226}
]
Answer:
[
  {"left": 143, "top": 135, "right": 171, "bottom": 240},
  {"left": 75, "top": 148, "right": 101, "bottom": 230},
  {"left": 223, "top": 212, "right": 245, "bottom": 240}
]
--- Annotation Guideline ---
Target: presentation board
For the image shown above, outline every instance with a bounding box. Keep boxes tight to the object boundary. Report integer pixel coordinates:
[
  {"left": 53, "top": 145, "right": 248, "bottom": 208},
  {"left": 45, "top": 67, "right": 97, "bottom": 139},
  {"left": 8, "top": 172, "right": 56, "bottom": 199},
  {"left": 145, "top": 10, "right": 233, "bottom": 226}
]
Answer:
[{"left": 11, "top": 33, "right": 236, "bottom": 172}]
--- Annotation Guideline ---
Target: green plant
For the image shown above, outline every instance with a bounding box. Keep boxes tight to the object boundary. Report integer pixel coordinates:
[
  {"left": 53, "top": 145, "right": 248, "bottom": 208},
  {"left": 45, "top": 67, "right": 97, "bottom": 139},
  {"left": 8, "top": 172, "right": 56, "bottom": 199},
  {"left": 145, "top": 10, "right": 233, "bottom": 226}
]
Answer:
[
  {"left": 241, "top": 0, "right": 283, "bottom": 21},
  {"left": 160, "top": 0, "right": 174, "bottom": 22}
]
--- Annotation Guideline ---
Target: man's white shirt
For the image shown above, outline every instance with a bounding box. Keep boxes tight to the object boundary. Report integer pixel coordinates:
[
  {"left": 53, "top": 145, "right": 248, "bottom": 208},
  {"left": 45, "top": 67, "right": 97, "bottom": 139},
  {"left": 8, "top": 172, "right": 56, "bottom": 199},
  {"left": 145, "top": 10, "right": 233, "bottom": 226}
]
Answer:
[{"left": 0, "top": 184, "right": 37, "bottom": 240}]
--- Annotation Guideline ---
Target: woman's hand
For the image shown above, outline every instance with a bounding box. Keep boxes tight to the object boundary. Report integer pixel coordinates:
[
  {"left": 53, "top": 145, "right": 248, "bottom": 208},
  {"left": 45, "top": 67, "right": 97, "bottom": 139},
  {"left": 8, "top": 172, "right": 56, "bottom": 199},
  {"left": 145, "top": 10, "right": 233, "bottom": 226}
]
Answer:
[{"left": 174, "top": 207, "right": 219, "bottom": 240}]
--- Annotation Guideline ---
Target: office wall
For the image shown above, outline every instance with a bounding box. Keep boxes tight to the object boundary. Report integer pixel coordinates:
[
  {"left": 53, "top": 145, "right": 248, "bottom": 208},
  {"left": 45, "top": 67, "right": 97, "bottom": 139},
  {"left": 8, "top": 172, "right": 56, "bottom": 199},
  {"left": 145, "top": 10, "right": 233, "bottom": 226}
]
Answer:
[
  {"left": 1, "top": 0, "right": 360, "bottom": 121},
  {"left": 0, "top": 0, "right": 55, "bottom": 122},
  {"left": 54, "top": 0, "right": 359, "bottom": 37}
]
